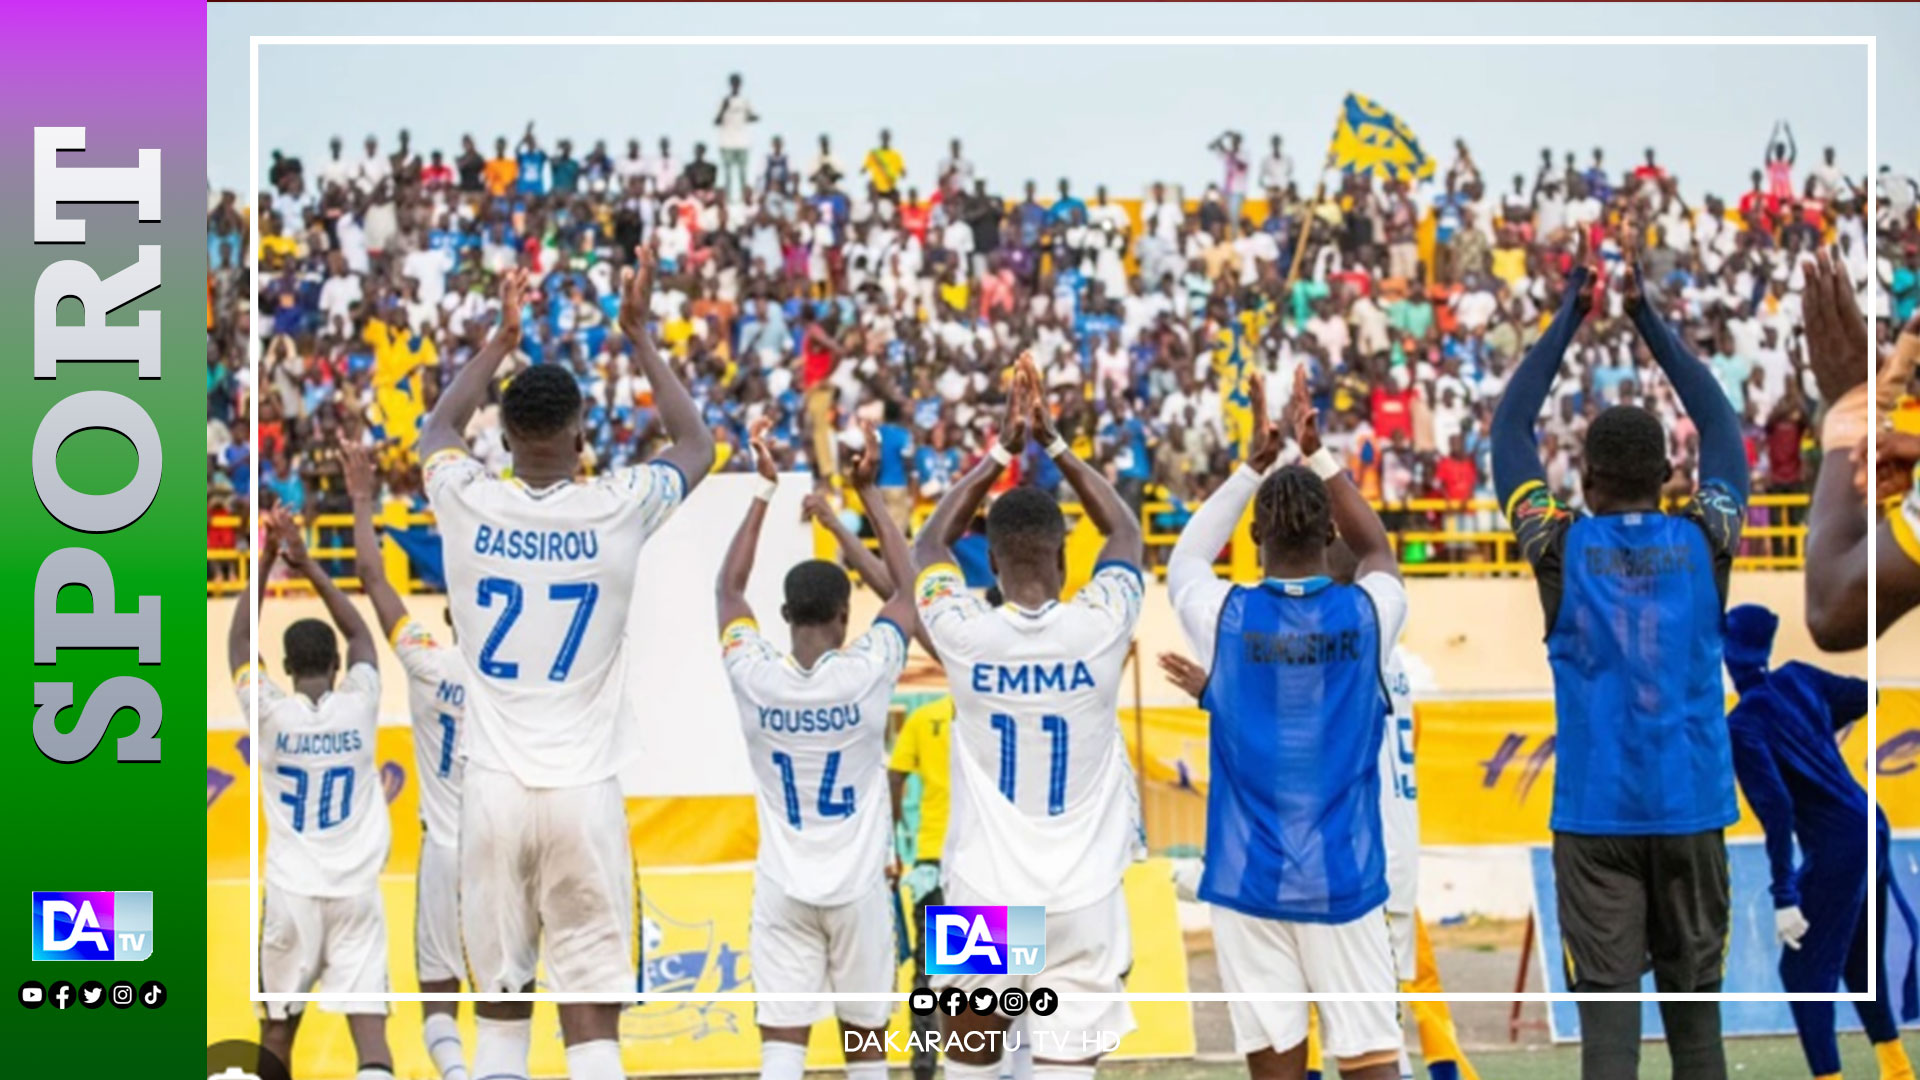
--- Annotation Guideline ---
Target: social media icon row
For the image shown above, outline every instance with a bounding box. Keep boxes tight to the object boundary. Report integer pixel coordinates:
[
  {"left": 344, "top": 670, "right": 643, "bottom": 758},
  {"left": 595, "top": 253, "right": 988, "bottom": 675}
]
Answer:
[
  {"left": 908, "top": 985, "right": 1056, "bottom": 1017},
  {"left": 19, "top": 980, "right": 164, "bottom": 1010}
]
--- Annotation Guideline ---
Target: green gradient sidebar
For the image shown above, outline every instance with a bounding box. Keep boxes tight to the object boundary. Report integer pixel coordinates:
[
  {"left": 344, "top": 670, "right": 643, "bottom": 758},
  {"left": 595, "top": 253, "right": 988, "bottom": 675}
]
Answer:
[{"left": 1, "top": 0, "right": 209, "bottom": 1069}]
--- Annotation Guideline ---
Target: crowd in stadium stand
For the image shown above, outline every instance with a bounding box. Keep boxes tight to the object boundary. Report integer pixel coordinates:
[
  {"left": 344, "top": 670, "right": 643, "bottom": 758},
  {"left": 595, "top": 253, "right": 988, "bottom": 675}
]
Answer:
[{"left": 207, "top": 73, "right": 1920, "bottom": 579}]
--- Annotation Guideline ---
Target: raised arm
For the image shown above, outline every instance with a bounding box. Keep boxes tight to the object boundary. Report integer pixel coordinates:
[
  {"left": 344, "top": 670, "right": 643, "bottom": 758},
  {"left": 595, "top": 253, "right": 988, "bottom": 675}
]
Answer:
[
  {"left": 845, "top": 421, "right": 921, "bottom": 638},
  {"left": 1491, "top": 261, "right": 1591, "bottom": 508},
  {"left": 1624, "top": 243, "right": 1749, "bottom": 502},
  {"left": 228, "top": 509, "right": 281, "bottom": 675},
  {"left": 1021, "top": 354, "right": 1143, "bottom": 568},
  {"left": 340, "top": 442, "right": 409, "bottom": 641},
  {"left": 913, "top": 364, "right": 1029, "bottom": 572},
  {"left": 1286, "top": 366, "right": 1398, "bottom": 580},
  {"left": 1799, "top": 250, "right": 1880, "bottom": 649},
  {"left": 273, "top": 509, "right": 377, "bottom": 671},
  {"left": 716, "top": 417, "right": 775, "bottom": 633},
  {"left": 418, "top": 267, "right": 528, "bottom": 461},
  {"left": 804, "top": 490, "right": 894, "bottom": 596},
  {"left": 621, "top": 245, "right": 717, "bottom": 492},
  {"left": 1168, "top": 370, "right": 1283, "bottom": 602}
]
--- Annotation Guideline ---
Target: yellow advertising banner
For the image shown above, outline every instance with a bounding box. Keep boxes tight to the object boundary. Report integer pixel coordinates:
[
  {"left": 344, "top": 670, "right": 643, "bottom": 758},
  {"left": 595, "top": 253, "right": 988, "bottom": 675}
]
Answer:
[{"left": 1117, "top": 692, "right": 1920, "bottom": 846}]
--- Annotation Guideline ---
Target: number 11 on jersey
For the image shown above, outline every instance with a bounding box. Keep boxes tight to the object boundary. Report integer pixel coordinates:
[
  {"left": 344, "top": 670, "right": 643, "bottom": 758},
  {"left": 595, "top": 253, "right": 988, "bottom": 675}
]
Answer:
[{"left": 990, "top": 713, "right": 1069, "bottom": 816}]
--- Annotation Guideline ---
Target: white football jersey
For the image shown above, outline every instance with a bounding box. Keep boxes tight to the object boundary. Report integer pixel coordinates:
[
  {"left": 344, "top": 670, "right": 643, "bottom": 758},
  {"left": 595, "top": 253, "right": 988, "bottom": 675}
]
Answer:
[
  {"left": 391, "top": 616, "right": 467, "bottom": 847},
  {"left": 724, "top": 617, "right": 908, "bottom": 906},
  {"left": 1379, "top": 647, "right": 1419, "bottom": 915},
  {"left": 239, "top": 662, "right": 391, "bottom": 898},
  {"left": 916, "top": 561, "right": 1146, "bottom": 912},
  {"left": 425, "top": 450, "right": 684, "bottom": 788}
]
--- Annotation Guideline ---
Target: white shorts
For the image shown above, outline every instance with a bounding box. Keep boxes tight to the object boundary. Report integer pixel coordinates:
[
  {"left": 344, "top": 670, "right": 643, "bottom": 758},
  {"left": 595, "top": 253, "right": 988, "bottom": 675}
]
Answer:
[
  {"left": 1211, "top": 903, "right": 1400, "bottom": 1060},
  {"left": 937, "top": 876, "right": 1135, "bottom": 1058},
  {"left": 259, "top": 885, "right": 389, "bottom": 1019},
  {"left": 750, "top": 872, "right": 896, "bottom": 1029},
  {"left": 460, "top": 765, "right": 636, "bottom": 995},
  {"left": 415, "top": 837, "right": 463, "bottom": 985},
  {"left": 1385, "top": 909, "right": 1415, "bottom": 984}
]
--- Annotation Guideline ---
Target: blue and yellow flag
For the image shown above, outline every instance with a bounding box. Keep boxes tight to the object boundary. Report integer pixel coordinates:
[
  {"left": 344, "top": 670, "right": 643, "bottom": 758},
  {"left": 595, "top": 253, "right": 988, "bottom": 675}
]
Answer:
[{"left": 1329, "top": 92, "right": 1435, "bottom": 183}]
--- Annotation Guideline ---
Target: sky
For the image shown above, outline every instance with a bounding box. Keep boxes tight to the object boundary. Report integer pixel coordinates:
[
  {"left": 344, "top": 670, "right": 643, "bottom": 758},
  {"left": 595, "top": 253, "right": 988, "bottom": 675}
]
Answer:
[{"left": 210, "top": 4, "right": 1917, "bottom": 205}]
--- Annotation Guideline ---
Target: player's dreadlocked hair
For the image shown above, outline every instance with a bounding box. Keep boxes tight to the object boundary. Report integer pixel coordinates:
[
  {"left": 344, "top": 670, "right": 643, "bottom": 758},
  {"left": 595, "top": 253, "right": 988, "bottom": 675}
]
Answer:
[
  {"left": 283, "top": 618, "right": 340, "bottom": 679},
  {"left": 1582, "top": 405, "right": 1670, "bottom": 504},
  {"left": 1253, "top": 464, "right": 1333, "bottom": 559},
  {"left": 783, "top": 559, "right": 852, "bottom": 627},
  {"left": 986, "top": 486, "right": 1067, "bottom": 568},
  {"left": 501, "top": 363, "right": 585, "bottom": 440}
]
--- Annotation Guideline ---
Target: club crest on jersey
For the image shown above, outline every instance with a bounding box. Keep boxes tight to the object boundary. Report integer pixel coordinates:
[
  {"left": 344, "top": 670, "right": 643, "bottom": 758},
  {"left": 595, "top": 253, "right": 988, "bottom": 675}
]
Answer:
[{"left": 917, "top": 569, "right": 961, "bottom": 605}]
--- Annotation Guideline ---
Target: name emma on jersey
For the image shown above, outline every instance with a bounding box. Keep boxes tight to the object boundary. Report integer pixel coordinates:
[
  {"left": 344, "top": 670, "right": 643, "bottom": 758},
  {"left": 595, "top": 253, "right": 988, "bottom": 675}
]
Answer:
[
  {"left": 970, "top": 660, "right": 1097, "bottom": 694},
  {"left": 275, "top": 729, "right": 366, "bottom": 756},
  {"left": 472, "top": 523, "right": 600, "bottom": 561}
]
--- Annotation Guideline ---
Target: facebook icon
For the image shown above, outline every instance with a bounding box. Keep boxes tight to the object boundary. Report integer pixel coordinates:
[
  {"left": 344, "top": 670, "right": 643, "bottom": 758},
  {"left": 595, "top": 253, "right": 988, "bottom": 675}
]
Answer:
[{"left": 924, "top": 905, "right": 1045, "bottom": 976}]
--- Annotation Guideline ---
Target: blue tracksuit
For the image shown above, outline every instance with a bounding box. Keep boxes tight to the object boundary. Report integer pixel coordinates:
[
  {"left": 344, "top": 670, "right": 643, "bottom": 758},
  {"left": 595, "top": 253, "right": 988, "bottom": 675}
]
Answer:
[{"left": 1724, "top": 604, "right": 1917, "bottom": 1076}]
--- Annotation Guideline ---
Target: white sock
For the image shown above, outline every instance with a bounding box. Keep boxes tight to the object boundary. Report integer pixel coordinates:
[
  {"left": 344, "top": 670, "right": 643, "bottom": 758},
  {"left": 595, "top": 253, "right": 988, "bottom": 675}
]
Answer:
[
  {"left": 1030, "top": 1067, "right": 1095, "bottom": 1080},
  {"left": 424, "top": 1012, "right": 470, "bottom": 1080},
  {"left": 356, "top": 1070, "right": 396, "bottom": 1080},
  {"left": 564, "top": 1038, "right": 625, "bottom": 1080},
  {"left": 472, "top": 1017, "right": 532, "bottom": 1080},
  {"left": 846, "top": 1060, "right": 888, "bottom": 1080},
  {"left": 946, "top": 1059, "right": 1002, "bottom": 1080},
  {"left": 1399, "top": 1047, "right": 1414, "bottom": 1080},
  {"left": 760, "top": 1038, "right": 807, "bottom": 1080}
]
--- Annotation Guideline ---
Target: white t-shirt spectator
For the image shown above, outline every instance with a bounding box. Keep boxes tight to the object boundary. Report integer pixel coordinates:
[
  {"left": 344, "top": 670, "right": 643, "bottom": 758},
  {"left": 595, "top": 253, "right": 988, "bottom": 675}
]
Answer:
[
  {"left": 717, "top": 94, "right": 755, "bottom": 151},
  {"left": 318, "top": 273, "right": 363, "bottom": 331},
  {"left": 403, "top": 246, "right": 455, "bottom": 308},
  {"left": 1143, "top": 197, "right": 1184, "bottom": 241},
  {"left": 1453, "top": 288, "right": 1498, "bottom": 332},
  {"left": 353, "top": 149, "right": 392, "bottom": 194},
  {"left": 1234, "top": 230, "right": 1279, "bottom": 286},
  {"left": 1258, "top": 151, "right": 1293, "bottom": 193}
]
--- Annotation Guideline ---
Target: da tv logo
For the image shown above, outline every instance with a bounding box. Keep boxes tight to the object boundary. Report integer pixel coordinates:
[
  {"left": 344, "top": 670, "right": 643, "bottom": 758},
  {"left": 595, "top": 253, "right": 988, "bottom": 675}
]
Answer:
[
  {"left": 924, "top": 905, "right": 1044, "bottom": 976},
  {"left": 32, "top": 892, "right": 153, "bottom": 961}
]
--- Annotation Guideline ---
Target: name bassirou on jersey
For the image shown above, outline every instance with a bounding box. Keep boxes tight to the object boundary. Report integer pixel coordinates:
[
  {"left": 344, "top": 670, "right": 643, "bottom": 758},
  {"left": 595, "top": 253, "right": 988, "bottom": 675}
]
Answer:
[{"left": 471, "top": 522, "right": 601, "bottom": 561}]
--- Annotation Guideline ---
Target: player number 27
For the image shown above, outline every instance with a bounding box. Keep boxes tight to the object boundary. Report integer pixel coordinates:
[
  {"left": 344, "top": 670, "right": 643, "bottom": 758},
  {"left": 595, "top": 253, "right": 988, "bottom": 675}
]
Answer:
[
  {"left": 991, "top": 714, "right": 1069, "bottom": 816},
  {"left": 771, "top": 750, "right": 855, "bottom": 828},
  {"left": 475, "top": 577, "right": 600, "bottom": 681}
]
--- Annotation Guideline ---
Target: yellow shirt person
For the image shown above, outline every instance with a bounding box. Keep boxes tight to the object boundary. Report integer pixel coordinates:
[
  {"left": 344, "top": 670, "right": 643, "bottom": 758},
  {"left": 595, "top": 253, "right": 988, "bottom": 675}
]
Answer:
[
  {"left": 863, "top": 137, "right": 905, "bottom": 196},
  {"left": 888, "top": 695, "right": 951, "bottom": 866}
]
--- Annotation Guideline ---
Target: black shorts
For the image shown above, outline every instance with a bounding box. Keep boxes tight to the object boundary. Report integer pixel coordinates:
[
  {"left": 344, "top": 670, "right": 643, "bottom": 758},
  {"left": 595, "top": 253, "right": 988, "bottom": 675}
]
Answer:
[{"left": 1552, "top": 829, "right": 1729, "bottom": 991}]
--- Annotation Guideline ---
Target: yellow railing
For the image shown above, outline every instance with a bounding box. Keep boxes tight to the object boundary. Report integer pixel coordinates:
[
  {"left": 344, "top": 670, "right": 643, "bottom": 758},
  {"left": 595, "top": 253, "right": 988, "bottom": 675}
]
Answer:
[
  {"left": 207, "top": 511, "right": 437, "bottom": 596},
  {"left": 206, "top": 494, "right": 1813, "bottom": 595}
]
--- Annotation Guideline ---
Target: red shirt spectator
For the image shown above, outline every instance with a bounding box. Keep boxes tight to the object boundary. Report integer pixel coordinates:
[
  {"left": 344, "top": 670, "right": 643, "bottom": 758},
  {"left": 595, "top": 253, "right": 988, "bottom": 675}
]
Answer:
[
  {"left": 1436, "top": 452, "right": 1477, "bottom": 503},
  {"left": 900, "top": 199, "right": 930, "bottom": 244},
  {"left": 1371, "top": 384, "right": 1415, "bottom": 443}
]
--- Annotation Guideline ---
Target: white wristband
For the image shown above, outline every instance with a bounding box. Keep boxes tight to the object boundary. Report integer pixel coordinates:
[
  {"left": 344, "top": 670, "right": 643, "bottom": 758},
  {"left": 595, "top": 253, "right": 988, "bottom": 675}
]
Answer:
[
  {"left": 1045, "top": 436, "right": 1070, "bottom": 459},
  {"left": 1306, "top": 447, "right": 1341, "bottom": 481},
  {"left": 754, "top": 477, "right": 778, "bottom": 502},
  {"left": 988, "top": 442, "right": 1013, "bottom": 467},
  {"left": 1234, "top": 463, "right": 1266, "bottom": 485}
]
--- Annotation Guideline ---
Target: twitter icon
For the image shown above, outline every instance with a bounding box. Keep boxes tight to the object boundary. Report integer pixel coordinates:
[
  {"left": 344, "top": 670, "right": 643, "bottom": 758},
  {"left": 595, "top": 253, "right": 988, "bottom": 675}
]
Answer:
[{"left": 80, "top": 980, "right": 105, "bottom": 1009}]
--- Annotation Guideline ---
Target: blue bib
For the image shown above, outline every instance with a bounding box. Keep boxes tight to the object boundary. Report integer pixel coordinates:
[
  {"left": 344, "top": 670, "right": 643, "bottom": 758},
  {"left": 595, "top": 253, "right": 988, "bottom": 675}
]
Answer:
[
  {"left": 1199, "top": 579, "right": 1389, "bottom": 922},
  {"left": 1548, "top": 512, "right": 1737, "bottom": 834}
]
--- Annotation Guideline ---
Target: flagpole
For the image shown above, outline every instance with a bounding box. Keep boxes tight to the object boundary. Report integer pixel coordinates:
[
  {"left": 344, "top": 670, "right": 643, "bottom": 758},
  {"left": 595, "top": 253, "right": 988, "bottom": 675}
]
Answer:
[{"left": 1282, "top": 105, "right": 1347, "bottom": 296}]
